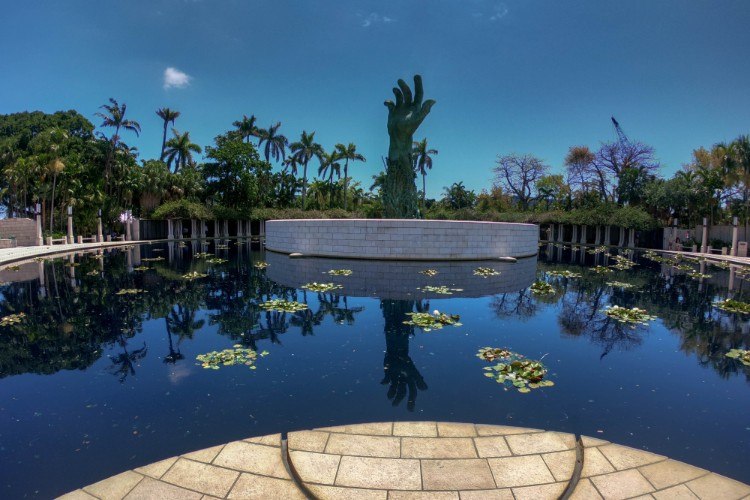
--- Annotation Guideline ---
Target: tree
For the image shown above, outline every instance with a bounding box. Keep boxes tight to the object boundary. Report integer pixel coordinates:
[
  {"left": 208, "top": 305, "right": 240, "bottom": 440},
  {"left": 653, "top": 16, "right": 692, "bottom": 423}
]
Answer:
[
  {"left": 493, "top": 153, "right": 548, "bottom": 210},
  {"left": 535, "top": 174, "right": 568, "bottom": 210},
  {"left": 256, "top": 122, "right": 288, "bottom": 163},
  {"left": 155, "top": 108, "right": 180, "bottom": 160},
  {"left": 594, "top": 140, "right": 659, "bottom": 204},
  {"left": 564, "top": 146, "right": 601, "bottom": 200},
  {"left": 334, "top": 143, "right": 366, "bottom": 210},
  {"left": 232, "top": 115, "right": 259, "bottom": 143},
  {"left": 441, "top": 181, "right": 476, "bottom": 210},
  {"left": 289, "top": 131, "right": 323, "bottom": 208},
  {"left": 163, "top": 129, "right": 201, "bottom": 173},
  {"left": 95, "top": 98, "right": 141, "bottom": 190},
  {"left": 412, "top": 138, "right": 437, "bottom": 208},
  {"left": 317, "top": 150, "right": 341, "bottom": 208}
]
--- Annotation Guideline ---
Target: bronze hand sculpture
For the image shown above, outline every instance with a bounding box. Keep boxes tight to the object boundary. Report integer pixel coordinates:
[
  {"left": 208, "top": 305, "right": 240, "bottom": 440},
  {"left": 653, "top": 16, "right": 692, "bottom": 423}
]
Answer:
[{"left": 383, "top": 75, "right": 436, "bottom": 218}]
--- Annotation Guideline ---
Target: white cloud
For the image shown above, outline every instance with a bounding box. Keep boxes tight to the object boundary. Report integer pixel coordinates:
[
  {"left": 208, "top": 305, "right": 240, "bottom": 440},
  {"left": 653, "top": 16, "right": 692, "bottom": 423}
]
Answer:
[
  {"left": 489, "top": 2, "right": 509, "bottom": 21},
  {"left": 163, "top": 67, "right": 192, "bottom": 90},
  {"left": 359, "top": 12, "right": 395, "bottom": 28}
]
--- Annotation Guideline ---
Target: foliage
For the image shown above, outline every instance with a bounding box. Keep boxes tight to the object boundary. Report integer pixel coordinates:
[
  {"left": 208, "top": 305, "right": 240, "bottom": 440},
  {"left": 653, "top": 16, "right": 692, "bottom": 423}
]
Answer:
[
  {"left": 152, "top": 199, "right": 213, "bottom": 220},
  {"left": 301, "top": 282, "right": 342, "bottom": 293},
  {"left": 479, "top": 348, "right": 554, "bottom": 393},
  {"left": 725, "top": 349, "right": 750, "bottom": 366},
  {"left": 196, "top": 345, "right": 269, "bottom": 370},
  {"left": 258, "top": 299, "right": 308, "bottom": 312},
  {"left": 714, "top": 299, "right": 750, "bottom": 315},
  {"left": 403, "top": 310, "right": 462, "bottom": 331},
  {"left": 473, "top": 267, "right": 499, "bottom": 277},
  {"left": 603, "top": 305, "right": 656, "bottom": 326}
]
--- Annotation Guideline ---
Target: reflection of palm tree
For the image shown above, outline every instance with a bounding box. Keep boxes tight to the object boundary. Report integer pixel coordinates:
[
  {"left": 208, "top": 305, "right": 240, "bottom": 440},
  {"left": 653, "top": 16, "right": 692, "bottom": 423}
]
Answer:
[
  {"left": 108, "top": 337, "right": 148, "bottom": 382},
  {"left": 380, "top": 300, "right": 428, "bottom": 411},
  {"left": 317, "top": 294, "right": 364, "bottom": 325}
]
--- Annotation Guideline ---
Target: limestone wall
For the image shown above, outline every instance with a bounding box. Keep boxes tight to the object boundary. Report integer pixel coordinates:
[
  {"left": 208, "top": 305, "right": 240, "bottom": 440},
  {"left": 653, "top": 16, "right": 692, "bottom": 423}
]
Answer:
[
  {"left": 265, "top": 219, "right": 538, "bottom": 260},
  {"left": 0, "top": 218, "right": 38, "bottom": 247}
]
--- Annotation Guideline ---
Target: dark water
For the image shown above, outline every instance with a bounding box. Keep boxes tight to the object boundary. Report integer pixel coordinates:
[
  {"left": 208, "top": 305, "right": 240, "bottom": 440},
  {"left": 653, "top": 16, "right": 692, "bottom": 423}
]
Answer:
[{"left": 0, "top": 241, "right": 749, "bottom": 498}]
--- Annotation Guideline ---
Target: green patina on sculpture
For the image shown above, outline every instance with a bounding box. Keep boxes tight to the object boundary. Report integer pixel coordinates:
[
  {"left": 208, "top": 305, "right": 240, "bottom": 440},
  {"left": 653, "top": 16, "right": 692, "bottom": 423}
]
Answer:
[{"left": 383, "top": 75, "right": 436, "bottom": 218}]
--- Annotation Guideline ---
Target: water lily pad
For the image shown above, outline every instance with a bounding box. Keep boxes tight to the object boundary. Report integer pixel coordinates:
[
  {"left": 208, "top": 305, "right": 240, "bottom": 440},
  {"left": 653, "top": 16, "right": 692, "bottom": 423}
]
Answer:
[
  {"left": 417, "top": 285, "right": 463, "bottom": 295},
  {"left": 115, "top": 288, "right": 144, "bottom": 296},
  {"left": 194, "top": 252, "right": 213, "bottom": 258},
  {"left": 725, "top": 348, "right": 750, "bottom": 366},
  {"left": 302, "top": 282, "right": 343, "bottom": 293},
  {"left": 207, "top": 257, "right": 228, "bottom": 264},
  {"left": 592, "top": 266, "right": 613, "bottom": 274},
  {"left": 530, "top": 281, "right": 555, "bottom": 295},
  {"left": 86, "top": 270, "right": 100, "bottom": 276},
  {"left": 420, "top": 269, "right": 439, "bottom": 277},
  {"left": 546, "top": 270, "right": 582, "bottom": 278},
  {"left": 327, "top": 269, "right": 352, "bottom": 276},
  {"left": 605, "top": 281, "right": 634, "bottom": 289},
  {"left": 259, "top": 299, "right": 308, "bottom": 312},
  {"left": 133, "top": 266, "right": 150, "bottom": 271},
  {"left": 478, "top": 347, "right": 554, "bottom": 393},
  {"left": 587, "top": 246, "right": 608, "bottom": 255},
  {"left": 476, "top": 347, "right": 513, "bottom": 362},
  {"left": 0, "top": 312, "right": 26, "bottom": 327},
  {"left": 254, "top": 261, "right": 269, "bottom": 269},
  {"left": 603, "top": 305, "right": 655, "bottom": 326},
  {"left": 404, "top": 310, "right": 462, "bottom": 331},
  {"left": 196, "top": 345, "right": 269, "bottom": 371},
  {"left": 473, "top": 267, "right": 499, "bottom": 278},
  {"left": 182, "top": 271, "right": 208, "bottom": 280},
  {"left": 714, "top": 299, "right": 750, "bottom": 315},
  {"left": 141, "top": 257, "right": 164, "bottom": 262}
]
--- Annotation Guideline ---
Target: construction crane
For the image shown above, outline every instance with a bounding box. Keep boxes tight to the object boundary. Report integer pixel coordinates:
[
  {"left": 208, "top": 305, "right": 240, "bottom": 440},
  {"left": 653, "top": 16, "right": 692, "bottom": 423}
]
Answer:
[{"left": 611, "top": 116, "right": 630, "bottom": 147}]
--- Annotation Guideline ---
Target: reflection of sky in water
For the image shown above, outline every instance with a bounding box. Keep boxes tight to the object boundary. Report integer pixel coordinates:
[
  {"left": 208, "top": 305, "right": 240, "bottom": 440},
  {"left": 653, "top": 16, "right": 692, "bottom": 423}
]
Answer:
[{"left": 0, "top": 241, "right": 749, "bottom": 498}]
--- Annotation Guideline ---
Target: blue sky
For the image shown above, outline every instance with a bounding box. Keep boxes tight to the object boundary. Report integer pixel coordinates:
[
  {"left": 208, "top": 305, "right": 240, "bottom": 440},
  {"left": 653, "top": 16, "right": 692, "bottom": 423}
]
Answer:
[{"left": 2, "top": 0, "right": 749, "bottom": 198}]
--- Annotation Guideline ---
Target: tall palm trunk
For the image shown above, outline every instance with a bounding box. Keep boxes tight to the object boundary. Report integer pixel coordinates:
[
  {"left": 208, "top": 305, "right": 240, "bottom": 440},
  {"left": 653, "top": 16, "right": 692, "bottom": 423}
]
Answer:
[
  {"left": 343, "top": 161, "right": 349, "bottom": 210},
  {"left": 49, "top": 173, "right": 57, "bottom": 233},
  {"left": 160, "top": 121, "right": 168, "bottom": 160},
  {"left": 302, "top": 162, "right": 309, "bottom": 209},
  {"left": 422, "top": 172, "right": 427, "bottom": 208}
]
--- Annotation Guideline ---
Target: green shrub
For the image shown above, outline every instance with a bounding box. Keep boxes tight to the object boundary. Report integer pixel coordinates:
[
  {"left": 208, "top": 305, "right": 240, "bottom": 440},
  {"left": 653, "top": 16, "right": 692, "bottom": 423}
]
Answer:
[{"left": 152, "top": 200, "right": 213, "bottom": 220}]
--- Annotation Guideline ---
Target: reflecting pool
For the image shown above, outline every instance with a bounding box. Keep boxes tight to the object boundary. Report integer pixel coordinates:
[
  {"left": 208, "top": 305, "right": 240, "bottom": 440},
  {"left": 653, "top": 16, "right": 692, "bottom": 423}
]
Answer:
[{"left": 0, "top": 241, "right": 749, "bottom": 498}]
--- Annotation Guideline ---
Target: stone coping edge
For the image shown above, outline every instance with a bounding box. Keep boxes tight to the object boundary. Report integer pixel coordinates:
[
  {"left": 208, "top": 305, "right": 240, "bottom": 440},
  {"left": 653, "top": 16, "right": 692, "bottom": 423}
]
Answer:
[{"left": 265, "top": 246, "right": 539, "bottom": 261}]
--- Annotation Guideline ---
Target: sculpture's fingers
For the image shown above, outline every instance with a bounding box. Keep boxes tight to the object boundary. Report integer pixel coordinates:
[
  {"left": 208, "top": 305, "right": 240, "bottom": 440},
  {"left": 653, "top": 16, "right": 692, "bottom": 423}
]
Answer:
[
  {"left": 397, "top": 79, "right": 413, "bottom": 105},
  {"left": 392, "top": 87, "right": 403, "bottom": 107},
  {"left": 417, "top": 99, "right": 436, "bottom": 121},
  {"left": 384, "top": 100, "right": 395, "bottom": 110},
  {"left": 413, "top": 75, "right": 424, "bottom": 104}
]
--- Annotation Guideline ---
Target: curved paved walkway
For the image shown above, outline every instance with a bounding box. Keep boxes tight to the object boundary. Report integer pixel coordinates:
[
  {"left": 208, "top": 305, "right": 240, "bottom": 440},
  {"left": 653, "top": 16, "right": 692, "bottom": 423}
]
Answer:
[{"left": 59, "top": 422, "right": 750, "bottom": 500}]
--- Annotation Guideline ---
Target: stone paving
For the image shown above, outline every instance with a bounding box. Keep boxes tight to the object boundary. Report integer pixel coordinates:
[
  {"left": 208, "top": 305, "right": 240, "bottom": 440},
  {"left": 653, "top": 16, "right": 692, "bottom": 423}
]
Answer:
[
  {"left": 0, "top": 241, "right": 140, "bottom": 267},
  {"left": 59, "top": 422, "right": 750, "bottom": 500}
]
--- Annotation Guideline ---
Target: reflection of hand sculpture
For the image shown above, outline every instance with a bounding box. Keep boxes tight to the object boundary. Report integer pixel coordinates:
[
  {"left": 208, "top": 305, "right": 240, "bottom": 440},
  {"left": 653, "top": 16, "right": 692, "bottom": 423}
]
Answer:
[
  {"left": 380, "top": 300, "right": 428, "bottom": 411},
  {"left": 383, "top": 75, "right": 436, "bottom": 218}
]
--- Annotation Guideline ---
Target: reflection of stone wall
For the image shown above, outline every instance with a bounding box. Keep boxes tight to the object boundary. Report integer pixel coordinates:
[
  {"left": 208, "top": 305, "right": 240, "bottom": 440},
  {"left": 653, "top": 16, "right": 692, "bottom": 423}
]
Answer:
[
  {"left": 0, "top": 218, "right": 37, "bottom": 247},
  {"left": 266, "top": 219, "right": 538, "bottom": 260},
  {"left": 265, "top": 252, "right": 537, "bottom": 299},
  {"left": 0, "top": 261, "right": 41, "bottom": 283}
]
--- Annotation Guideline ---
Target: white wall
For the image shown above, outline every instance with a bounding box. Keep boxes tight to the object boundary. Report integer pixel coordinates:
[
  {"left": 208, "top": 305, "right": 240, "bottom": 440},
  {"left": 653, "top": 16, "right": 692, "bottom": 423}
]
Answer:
[{"left": 265, "top": 219, "right": 539, "bottom": 260}]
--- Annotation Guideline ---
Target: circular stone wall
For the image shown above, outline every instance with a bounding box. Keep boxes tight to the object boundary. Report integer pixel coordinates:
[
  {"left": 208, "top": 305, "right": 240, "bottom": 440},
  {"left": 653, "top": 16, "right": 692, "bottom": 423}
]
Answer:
[{"left": 265, "top": 219, "right": 538, "bottom": 260}]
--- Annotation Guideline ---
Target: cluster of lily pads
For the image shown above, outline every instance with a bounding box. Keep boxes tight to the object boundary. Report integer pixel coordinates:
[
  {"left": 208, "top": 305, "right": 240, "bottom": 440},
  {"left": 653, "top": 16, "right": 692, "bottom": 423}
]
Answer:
[
  {"left": 592, "top": 265, "right": 613, "bottom": 274},
  {"left": 611, "top": 255, "right": 636, "bottom": 270},
  {"left": 302, "top": 282, "right": 343, "bottom": 293},
  {"left": 141, "top": 257, "right": 164, "bottom": 262},
  {"left": 328, "top": 269, "right": 352, "bottom": 276},
  {"left": 216, "top": 244, "right": 230, "bottom": 250},
  {"left": 0, "top": 312, "right": 26, "bottom": 327},
  {"left": 586, "top": 246, "right": 608, "bottom": 255},
  {"left": 603, "top": 305, "right": 655, "bottom": 326},
  {"left": 253, "top": 261, "right": 269, "bottom": 269},
  {"left": 686, "top": 270, "right": 712, "bottom": 280},
  {"left": 134, "top": 266, "right": 150, "bottom": 271},
  {"left": 473, "top": 267, "right": 499, "bottom": 278},
  {"left": 530, "top": 281, "right": 555, "bottom": 295},
  {"left": 115, "top": 288, "right": 144, "bottom": 296},
  {"left": 606, "top": 281, "right": 634, "bottom": 289},
  {"left": 194, "top": 252, "right": 212, "bottom": 258},
  {"left": 546, "top": 270, "right": 581, "bottom": 279},
  {"left": 182, "top": 271, "right": 208, "bottom": 280},
  {"left": 478, "top": 348, "right": 554, "bottom": 393},
  {"left": 196, "top": 345, "right": 269, "bottom": 370},
  {"left": 725, "top": 348, "right": 750, "bottom": 366},
  {"left": 403, "top": 310, "right": 462, "bottom": 331},
  {"left": 259, "top": 299, "right": 308, "bottom": 312},
  {"left": 417, "top": 285, "right": 463, "bottom": 295},
  {"left": 207, "top": 257, "right": 228, "bottom": 264},
  {"left": 86, "top": 270, "right": 99, "bottom": 276},
  {"left": 419, "top": 269, "right": 439, "bottom": 277},
  {"left": 714, "top": 298, "right": 750, "bottom": 315}
]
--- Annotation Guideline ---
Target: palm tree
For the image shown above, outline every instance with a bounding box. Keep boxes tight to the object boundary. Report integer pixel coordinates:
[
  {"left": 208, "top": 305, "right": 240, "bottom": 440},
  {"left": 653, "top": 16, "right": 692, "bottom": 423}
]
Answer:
[
  {"left": 232, "top": 114, "right": 259, "bottom": 143},
  {"left": 163, "top": 129, "right": 202, "bottom": 173},
  {"left": 96, "top": 98, "right": 141, "bottom": 188},
  {"left": 256, "top": 122, "right": 288, "bottom": 163},
  {"left": 334, "top": 143, "right": 366, "bottom": 210},
  {"left": 370, "top": 171, "right": 387, "bottom": 193},
  {"left": 155, "top": 108, "right": 180, "bottom": 160},
  {"left": 318, "top": 151, "right": 342, "bottom": 208},
  {"left": 412, "top": 138, "right": 438, "bottom": 208},
  {"left": 290, "top": 131, "right": 323, "bottom": 208}
]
